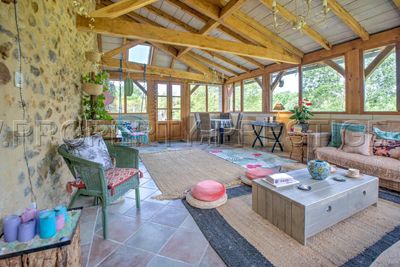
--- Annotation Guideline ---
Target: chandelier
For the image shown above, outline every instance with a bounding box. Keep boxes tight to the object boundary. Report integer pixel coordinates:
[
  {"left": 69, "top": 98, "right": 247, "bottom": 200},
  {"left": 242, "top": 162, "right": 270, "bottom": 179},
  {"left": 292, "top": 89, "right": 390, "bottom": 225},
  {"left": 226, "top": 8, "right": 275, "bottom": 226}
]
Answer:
[{"left": 271, "top": 0, "right": 330, "bottom": 33}]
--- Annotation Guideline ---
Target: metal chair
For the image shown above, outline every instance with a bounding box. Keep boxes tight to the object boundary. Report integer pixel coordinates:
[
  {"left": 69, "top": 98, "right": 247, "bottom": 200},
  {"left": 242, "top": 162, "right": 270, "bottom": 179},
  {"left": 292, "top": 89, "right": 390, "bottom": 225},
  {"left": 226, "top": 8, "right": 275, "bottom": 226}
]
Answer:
[
  {"left": 58, "top": 143, "right": 140, "bottom": 239},
  {"left": 198, "top": 112, "right": 219, "bottom": 145}
]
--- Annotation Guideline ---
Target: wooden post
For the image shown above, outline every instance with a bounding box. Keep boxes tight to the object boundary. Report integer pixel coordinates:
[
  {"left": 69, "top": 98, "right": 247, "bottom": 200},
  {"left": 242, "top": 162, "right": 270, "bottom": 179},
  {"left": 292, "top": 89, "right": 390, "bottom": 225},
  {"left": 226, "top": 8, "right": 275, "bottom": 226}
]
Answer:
[
  {"left": 345, "top": 49, "right": 363, "bottom": 114},
  {"left": 396, "top": 42, "right": 400, "bottom": 112}
]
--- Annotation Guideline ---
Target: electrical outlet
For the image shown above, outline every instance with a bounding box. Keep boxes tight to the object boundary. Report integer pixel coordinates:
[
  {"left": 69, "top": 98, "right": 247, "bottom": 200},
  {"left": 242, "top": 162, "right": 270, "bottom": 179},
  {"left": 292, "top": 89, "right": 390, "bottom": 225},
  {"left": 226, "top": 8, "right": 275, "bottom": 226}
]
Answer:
[{"left": 15, "top": 71, "right": 23, "bottom": 88}]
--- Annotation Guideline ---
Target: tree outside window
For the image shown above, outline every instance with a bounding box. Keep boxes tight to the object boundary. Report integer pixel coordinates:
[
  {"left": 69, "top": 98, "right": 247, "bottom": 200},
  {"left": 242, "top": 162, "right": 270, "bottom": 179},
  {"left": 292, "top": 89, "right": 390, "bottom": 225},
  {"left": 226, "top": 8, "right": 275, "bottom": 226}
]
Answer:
[
  {"left": 243, "top": 77, "right": 262, "bottom": 112},
  {"left": 271, "top": 68, "right": 299, "bottom": 111}
]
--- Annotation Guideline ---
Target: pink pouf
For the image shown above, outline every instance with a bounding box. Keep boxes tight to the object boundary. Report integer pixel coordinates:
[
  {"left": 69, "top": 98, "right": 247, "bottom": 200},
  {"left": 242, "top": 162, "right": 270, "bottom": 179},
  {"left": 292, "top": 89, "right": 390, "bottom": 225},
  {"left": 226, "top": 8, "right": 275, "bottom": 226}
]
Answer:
[
  {"left": 245, "top": 168, "right": 275, "bottom": 180},
  {"left": 191, "top": 180, "right": 226, "bottom": 202}
]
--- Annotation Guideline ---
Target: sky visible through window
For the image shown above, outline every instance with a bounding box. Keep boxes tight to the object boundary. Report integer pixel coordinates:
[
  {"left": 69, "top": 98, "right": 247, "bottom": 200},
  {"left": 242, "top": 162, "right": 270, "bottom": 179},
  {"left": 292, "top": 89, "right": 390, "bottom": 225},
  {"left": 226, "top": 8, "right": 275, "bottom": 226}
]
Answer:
[{"left": 128, "top": 45, "right": 151, "bottom": 64}]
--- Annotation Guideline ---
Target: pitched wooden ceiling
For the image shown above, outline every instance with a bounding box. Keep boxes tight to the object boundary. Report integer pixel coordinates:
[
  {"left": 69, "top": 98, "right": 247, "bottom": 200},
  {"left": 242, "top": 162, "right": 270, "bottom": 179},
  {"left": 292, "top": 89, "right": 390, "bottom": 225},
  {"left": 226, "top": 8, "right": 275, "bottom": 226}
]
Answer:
[{"left": 86, "top": 0, "right": 400, "bottom": 82}]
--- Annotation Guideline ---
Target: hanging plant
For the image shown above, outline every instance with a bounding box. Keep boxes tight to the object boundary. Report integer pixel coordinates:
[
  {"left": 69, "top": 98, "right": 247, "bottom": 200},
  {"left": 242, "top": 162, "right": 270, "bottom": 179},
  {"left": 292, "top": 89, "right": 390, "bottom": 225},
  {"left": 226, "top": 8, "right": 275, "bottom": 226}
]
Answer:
[
  {"left": 124, "top": 77, "right": 134, "bottom": 96},
  {"left": 82, "top": 71, "right": 109, "bottom": 96}
]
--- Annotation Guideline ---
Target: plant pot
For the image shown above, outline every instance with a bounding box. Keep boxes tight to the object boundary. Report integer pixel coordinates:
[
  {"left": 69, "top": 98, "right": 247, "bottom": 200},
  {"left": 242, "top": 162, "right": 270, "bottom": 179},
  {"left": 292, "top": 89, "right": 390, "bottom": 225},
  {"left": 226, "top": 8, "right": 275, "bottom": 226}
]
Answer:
[
  {"left": 85, "top": 51, "right": 101, "bottom": 62},
  {"left": 298, "top": 122, "right": 309, "bottom": 133},
  {"left": 307, "top": 160, "right": 330, "bottom": 180},
  {"left": 83, "top": 83, "right": 103, "bottom": 96}
]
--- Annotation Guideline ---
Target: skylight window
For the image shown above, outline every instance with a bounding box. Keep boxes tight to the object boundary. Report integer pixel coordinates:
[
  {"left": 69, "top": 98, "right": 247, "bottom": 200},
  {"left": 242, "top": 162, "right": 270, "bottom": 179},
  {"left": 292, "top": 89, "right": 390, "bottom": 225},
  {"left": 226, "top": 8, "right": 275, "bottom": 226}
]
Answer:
[{"left": 128, "top": 45, "right": 151, "bottom": 64}]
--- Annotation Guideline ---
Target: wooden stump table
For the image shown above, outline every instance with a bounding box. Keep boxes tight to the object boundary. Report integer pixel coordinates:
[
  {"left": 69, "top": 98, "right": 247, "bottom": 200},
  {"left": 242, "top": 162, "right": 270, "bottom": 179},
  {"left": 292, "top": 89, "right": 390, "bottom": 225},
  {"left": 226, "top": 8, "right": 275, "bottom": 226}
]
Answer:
[{"left": 252, "top": 168, "right": 378, "bottom": 245}]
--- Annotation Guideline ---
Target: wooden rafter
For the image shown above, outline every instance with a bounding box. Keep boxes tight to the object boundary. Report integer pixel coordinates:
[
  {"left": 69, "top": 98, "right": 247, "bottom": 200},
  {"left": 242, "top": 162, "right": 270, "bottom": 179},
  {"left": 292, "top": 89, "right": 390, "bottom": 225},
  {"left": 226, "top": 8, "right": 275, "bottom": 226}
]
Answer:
[
  {"left": 170, "top": 57, "right": 176, "bottom": 68},
  {"left": 142, "top": 5, "right": 242, "bottom": 74},
  {"left": 133, "top": 80, "right": 147, "bottom": 94},
  {"left": 327, "top": 0, "right": 369, "bottom": 41},
  {"left": 178, "top": 0, "right": 247, "bottom": 57},
  {"left": 364, "top": 45, "right": 395, "bottom": 78},
  {"left": 255, "top": 77, "right": 263, "bottom": 88},
  {"left": 323, "top": 59, "right": 345, "bottom": 76},
  {"left": 102, "top": 40, "right": 143, "bottom": 58},
  {"left": 189, "top": 53, "right": 239, "bottom": 76},
  {"left": 271, "top": 71, "right": 286, "bottom": 92},
  {"left": 101, "top": 57, "right": 220, "bottom": 83},
  {"left": 258, "top": 0, "right": 331, "bottom": 50},
  {"left": 90, "top": 0, "right": 158, "bottom": 18},
  {"left": 190, "top": 84, "right": 200, "bottom": 94},
  {"left": 208, "top": 52, "right": 250, "bottom": 72},
  {"left": 97, "top": 35, "right": 103, "bottom": 52},
  {"left": 76, "top": 16, "right": 301, "bottom": 64},
  {"left": 394, "top": 0, "right": 400, "bottom": 8}
]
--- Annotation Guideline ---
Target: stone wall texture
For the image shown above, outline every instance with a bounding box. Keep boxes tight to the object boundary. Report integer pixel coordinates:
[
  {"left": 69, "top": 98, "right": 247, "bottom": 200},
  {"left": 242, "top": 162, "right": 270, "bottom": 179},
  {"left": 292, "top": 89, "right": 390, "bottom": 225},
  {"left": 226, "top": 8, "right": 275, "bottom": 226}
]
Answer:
[{"left": 0, "top": 0, "right": 96, "bottom": 219}]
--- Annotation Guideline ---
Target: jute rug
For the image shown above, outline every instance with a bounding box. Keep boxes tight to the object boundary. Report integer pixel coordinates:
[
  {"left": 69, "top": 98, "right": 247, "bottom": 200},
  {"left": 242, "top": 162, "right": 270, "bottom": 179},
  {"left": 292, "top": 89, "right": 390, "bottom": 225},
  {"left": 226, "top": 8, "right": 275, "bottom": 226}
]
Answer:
[
  {"left": 183, "top": 186, "right": 400, "bottom": 267},
  {"left": 140, "top": 149, "right": 245, "bottom": 200}
]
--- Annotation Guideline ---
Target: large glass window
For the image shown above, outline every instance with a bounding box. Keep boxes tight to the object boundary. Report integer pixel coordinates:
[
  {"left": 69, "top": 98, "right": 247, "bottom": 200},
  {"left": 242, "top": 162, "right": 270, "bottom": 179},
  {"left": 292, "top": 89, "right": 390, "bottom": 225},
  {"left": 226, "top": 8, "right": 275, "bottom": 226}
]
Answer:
[
  {"left": 190, "top": 84, "right": 222, "bottom": 112},
  {"left": 126, "top": 81, "right": 147, "bottom": 113},
  {"left": 106, "top": 81, "right": 125, "bottom": 113},
  {"left": 190, "top": 84, "right": 206, "bottom": 112},
  {"left": 234, "top": 82, "right": 241, "bottom": 112},
  {"left": 364, "top": 45, "right": 397, "bottom": 112},
  {"left": 302, "top": 56, "right": 346, "bottom": 112},
  {"left": 243, "top": 77, "right": 263, "bottom": 112},
  {"left": 271, "top": 68, "right": 299, "bottom": 111}
]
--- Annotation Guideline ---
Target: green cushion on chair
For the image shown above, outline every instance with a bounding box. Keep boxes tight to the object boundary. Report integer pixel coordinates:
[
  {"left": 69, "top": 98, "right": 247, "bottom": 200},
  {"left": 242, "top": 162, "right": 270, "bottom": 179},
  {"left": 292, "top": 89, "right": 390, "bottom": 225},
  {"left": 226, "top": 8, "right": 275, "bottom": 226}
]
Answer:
[{"left": 329, "top": 122, "right": 366, "bottom": 148}]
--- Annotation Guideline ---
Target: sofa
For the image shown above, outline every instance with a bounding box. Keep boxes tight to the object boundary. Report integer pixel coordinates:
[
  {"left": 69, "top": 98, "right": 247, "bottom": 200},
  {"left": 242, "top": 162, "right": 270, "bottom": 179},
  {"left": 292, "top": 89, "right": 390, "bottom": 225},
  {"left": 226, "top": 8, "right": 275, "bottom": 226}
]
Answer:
[{"left": 308, "top": 120, "right": 400, "bottom": 192}]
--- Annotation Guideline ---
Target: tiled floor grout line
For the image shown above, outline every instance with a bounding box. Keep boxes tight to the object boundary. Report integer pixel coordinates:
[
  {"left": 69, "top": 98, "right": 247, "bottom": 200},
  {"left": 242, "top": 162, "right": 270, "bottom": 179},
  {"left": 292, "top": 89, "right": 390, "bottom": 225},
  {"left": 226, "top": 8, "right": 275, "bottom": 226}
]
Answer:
[
  {"left": 196, "top": 244, "right": 211, "bottom": 267},
  {"left": 84, "top": 207, "right": 100, "bottom": 267}
]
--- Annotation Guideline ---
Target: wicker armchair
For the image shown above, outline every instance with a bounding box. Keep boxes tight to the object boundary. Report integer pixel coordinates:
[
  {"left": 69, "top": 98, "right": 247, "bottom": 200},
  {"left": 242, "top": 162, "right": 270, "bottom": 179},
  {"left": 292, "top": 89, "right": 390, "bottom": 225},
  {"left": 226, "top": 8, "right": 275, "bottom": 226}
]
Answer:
[{"left": 58, "top": 143, "right": 141, "bottom": 239}]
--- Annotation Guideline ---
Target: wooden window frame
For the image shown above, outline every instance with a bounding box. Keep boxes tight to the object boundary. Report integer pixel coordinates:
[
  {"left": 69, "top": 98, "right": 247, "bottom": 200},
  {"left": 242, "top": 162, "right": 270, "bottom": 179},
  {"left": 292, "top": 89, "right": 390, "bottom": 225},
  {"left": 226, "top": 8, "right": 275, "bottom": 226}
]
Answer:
[
  {"left": 107, "top": 80, "right": 148, "bottom": 115},
  {"left": 189, "top": 84, "right": 223, "bottom": 113}
]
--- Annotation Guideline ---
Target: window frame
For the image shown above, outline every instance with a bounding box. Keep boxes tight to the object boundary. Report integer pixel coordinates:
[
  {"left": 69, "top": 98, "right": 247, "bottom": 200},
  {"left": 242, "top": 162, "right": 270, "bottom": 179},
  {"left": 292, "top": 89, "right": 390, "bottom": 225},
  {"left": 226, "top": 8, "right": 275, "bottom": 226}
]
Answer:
[
  {"left": 190, "top": 84, "right": 223, "bottom": 113},
  {"left": 242, "top": 76, "right": 263, "bottom": 112},
  {"left": 107, "top": 80, "right": 148, "bottom": 115},
  {"left": 270, "top": 67, "right": 300, "bottom": 113}
]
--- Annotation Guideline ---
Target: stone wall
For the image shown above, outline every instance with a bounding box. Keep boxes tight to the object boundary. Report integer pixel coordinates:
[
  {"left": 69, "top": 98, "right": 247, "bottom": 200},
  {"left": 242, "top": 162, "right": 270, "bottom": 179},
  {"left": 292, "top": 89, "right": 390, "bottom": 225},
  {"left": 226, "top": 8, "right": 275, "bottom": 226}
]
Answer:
[{"left": 0, "top": 0, "right": 96, "bottom": 219}]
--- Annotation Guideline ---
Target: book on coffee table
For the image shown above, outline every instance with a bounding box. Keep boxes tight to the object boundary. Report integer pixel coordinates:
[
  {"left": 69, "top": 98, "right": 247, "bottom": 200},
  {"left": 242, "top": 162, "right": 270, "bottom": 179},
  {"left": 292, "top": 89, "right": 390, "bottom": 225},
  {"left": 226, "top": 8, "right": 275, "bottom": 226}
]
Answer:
[{"left": 263, "top": 173, "right": 299, "bottom": 188}]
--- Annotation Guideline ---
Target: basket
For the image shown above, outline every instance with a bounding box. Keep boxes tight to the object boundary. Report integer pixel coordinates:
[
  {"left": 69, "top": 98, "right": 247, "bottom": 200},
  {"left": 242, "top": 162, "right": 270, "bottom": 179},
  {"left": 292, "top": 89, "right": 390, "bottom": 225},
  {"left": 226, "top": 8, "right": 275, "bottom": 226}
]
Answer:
[
  {"left": 186, "top": 192, "right": 227, "bottom": 209},
  {"left": 83, "top": 83, "right": 103, "bottom": 96},
  {"left": 85, "top": 51, "right": 101, "bottom": 63}
]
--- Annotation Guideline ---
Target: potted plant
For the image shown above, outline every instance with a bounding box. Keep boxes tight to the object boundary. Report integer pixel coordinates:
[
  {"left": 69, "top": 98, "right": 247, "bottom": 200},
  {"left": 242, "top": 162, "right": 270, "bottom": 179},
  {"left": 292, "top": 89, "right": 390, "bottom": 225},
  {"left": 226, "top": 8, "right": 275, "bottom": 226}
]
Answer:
[
  {"left": 289, "top": 99, "right": 314, "bottom": 132},
  {"left": 82, "top": 71, "right": 109, "bottom": 96}
]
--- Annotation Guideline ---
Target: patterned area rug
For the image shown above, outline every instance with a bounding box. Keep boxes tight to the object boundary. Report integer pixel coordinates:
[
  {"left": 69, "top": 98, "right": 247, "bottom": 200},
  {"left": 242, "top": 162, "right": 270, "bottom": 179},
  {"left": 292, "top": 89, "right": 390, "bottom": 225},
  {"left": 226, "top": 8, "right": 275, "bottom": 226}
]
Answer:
[
  {"left": 207, "top": 147, "right": 294, "bottom": 170},
  {"left": 183, "top": 186, "right": 400, "bottom": 267}
]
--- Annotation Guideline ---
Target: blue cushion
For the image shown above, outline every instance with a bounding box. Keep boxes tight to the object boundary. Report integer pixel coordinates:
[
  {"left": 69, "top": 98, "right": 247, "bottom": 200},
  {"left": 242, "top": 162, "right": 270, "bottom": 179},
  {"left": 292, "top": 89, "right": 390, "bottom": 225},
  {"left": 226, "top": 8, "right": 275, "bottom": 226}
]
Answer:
[
  {"left": 373, "top": 127, "right": 400, "bottom": 141},
  {"left": 329, "top": 122, "right": 366, "bottom": 148}
]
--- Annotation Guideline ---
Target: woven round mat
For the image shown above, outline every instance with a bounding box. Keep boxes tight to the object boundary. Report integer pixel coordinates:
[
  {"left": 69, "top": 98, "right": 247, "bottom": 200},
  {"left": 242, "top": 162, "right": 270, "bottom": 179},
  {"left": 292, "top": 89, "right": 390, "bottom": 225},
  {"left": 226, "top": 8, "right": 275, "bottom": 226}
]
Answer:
[
  {"left": 186, "top": 192, "right": 228, "bottom": 209},
  {"left": 240, "top": 176, "right": 253, "bottom": 186}
]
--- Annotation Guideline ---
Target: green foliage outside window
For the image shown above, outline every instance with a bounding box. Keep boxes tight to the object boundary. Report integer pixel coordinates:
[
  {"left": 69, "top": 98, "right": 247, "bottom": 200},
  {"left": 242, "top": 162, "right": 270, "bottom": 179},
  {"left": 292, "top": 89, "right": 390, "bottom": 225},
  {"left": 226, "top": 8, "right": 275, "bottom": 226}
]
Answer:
[
  {"left": 243, "top": 78, "right": 262, "bottom": 112},
  {"left": 190, "top": 85, "right": 206, "bottom": 112}
]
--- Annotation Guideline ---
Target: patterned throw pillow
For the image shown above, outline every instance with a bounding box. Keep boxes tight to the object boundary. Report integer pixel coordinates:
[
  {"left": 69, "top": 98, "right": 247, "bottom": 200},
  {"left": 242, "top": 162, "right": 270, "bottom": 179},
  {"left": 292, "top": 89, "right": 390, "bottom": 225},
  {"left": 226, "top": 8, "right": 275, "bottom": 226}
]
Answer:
[
  {"left": 329, "top": 122, "right": 366, "bottom": 148},
  {"left": 64, "top": 135, "right": 113, "bottom": 170},
  {"left": 373, "top": 139, "right": 400, "bottom": 159},
  {"left": 339, "top": 129, "right": 373, "bottom": 156}
]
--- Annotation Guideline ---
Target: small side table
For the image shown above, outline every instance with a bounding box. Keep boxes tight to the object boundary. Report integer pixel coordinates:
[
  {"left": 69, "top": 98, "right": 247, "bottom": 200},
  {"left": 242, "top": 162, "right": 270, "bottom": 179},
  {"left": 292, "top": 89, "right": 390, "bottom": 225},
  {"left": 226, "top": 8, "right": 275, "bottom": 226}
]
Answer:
[
  {"left": 287, "top": 132, "right": 331, "bottom": 162},
  {"left": 287, "top": 132, "right": 308, "bottom": 163}
]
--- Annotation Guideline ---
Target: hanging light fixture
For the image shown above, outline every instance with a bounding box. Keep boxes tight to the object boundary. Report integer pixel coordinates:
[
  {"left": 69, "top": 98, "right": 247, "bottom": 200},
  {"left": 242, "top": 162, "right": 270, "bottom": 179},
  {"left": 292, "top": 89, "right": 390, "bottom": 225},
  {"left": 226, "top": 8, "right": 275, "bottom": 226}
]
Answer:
[{"left": 272, "top": 0, "right": 329, "bottom": 33}]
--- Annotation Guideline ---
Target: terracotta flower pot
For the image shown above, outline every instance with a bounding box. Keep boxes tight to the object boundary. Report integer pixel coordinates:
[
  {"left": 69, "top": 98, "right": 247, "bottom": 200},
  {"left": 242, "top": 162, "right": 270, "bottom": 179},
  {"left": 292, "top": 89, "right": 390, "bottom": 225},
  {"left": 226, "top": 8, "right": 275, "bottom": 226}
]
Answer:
[
  {"left": 83, "top": 83, "right": 103, "bottom": 96},
  {"left": 85, "top": 51, "right": 101, "bottom": 62}
]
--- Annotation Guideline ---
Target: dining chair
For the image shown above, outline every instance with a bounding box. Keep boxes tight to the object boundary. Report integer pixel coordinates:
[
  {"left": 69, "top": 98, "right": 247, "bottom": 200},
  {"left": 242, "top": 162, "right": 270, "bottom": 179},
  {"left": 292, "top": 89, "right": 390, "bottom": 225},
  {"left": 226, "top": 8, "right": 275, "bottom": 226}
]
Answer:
[
  {"left": 224, "top": 112, "right": 244, "bottom": 144},
  {"left": 198, "top": 112, "right": 219, "bottom": 145}
]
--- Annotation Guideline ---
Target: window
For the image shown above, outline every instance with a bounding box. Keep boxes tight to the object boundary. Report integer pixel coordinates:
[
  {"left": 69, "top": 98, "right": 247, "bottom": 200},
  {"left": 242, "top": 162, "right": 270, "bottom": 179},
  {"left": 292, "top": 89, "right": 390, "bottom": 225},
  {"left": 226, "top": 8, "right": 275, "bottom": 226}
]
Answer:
[
  {"left": 128, "top": 45, "right": 151, "bottom": 64},
  {"left": 190, "top": 84, "right": 206, "bottom": 112},
  {"left": 157, "top": 83, "right": 168, "bottom": 121},
  {"left": 190, "top": 84, "right": 222, "bottom": 112},
  {"left": 243, "top": 77, "right": 262, "bottom": 112},
  {"left": 302, "top": 56, "right": 346, "bottom": 112},
  {"left": 271, "top": 68, "right": 299, "bottom": 111},
  {"left": 106, "top": 80, "right": 147, "bottom": 114},
  {"left": 126, "top": 81, "right": 147, "bottom": 113},
  {"left": 106, "top": 81, "right": 125, "bottom": 113},
  {"left": 172, "top": 84, "right": 182, "bottom": 121},
  {"left": 208, "top": 85, "right": 222, "bottom": 112},
  {"left": 364, "top": 45, "right": 397, "bottom": 112},
  {"left": 234, "top": 82, "right": 241, "bottom": 112}
]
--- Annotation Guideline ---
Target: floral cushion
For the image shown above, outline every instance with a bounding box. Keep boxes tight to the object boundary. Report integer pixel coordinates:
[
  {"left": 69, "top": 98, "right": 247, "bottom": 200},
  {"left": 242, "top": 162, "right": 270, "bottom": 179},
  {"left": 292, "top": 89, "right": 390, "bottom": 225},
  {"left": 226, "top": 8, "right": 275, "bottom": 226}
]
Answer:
[
  {"left": 67, "top": 168, "right": 142, "bottom": 195},
  {"left": 65, "top": 135, "right": 113, "bottom": 170},
  {"left": 373, "top": 139, "right": 400, "bottom": 159}
]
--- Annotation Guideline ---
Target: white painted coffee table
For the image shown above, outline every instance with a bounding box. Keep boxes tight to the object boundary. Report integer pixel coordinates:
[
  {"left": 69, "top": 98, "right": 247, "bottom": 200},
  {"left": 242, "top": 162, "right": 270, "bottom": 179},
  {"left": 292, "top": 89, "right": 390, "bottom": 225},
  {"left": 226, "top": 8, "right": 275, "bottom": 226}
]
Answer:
[{"left": 252, "top": 168, "right": 378, "bottom": 245}]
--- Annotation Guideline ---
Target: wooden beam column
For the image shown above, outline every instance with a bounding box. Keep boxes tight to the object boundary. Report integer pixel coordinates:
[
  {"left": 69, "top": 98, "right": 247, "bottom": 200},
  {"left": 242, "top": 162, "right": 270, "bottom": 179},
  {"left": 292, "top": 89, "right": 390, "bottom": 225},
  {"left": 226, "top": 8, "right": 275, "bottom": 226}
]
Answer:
[{"left": 345, "top": 49, "right": 363, "bottom": 114}]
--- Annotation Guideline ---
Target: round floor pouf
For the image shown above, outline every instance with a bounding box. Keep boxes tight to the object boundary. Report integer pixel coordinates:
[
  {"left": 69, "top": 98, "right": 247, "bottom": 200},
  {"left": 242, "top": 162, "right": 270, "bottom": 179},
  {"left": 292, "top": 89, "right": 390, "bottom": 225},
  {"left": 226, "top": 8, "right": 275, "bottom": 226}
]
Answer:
[
  {"left": 187, "top": 180, "right": 227, "bottom": 209},
  {"left": 186, "top": 191, "right": 227, "bottom": 209}
]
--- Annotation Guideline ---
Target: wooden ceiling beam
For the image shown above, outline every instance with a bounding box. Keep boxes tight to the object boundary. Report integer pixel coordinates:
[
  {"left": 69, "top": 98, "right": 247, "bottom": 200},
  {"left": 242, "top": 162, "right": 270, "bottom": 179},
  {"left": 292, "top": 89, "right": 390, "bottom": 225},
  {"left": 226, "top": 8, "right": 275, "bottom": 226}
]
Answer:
[
  {"left": 102, "top": 57, "right": 220, "bottom": 83},
  {"left": 327, "top": 0, "right": 369, "bottom": 41},
  {"left": 180, "top": 0, "right": 303, "bottom": 59},
  {"left": 102, "top": 40, "right": 143, "bottom": 58},
  {"left": 90, "top": 0, "right": 158, "bottom": 18},
  {"left": 364, "top": 45, "right": 395, "bottom": 78},
  {"left": 323, "top": 59, "right": 345, "bottom": 76},
  {"left": 77, "top": 16, "right": 301, "bottom": 64},
  {"left": 258, "top": 0, "right": 331, "bottom": 50},
  {"left": 393, "top": 0, "right": 400, "bottom": 8},
  {"left": 189, "top": 53, "right": 239, "bottom": 76},
  {"left": 208, "top": 52, "right": 250, "bottom": 72},
  {"left": 220, "top": 0, "right": 248, "bottom": 19}
]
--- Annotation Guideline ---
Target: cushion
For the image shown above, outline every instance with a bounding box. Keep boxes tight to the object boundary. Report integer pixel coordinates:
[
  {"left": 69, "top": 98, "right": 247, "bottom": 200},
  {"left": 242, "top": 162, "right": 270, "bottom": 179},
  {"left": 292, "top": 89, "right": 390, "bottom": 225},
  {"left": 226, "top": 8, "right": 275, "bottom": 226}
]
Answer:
[
  {"left": 191, "top": 180, "right": 226, "bottom": 202},
  {"left": 329, "top": 122, "right": 366, "bottom": 148},
  {"left": 67, "top": 168, "right": 142, "bottom": 195},
  {"left": 339, "top": 129, "right": 373, "bottom": 156},
  {"left": 245, "top": 168, "right": 275, "bottom": 180},
  {"left": 315, "top": 147, "right": 400, "bottom": 182},
  {"left": 373, "top": 128, "right": 400, "bottom": 141},
  {"left": 373, "top": 139, "right": 400, "bottom": 159},
  {"left": 65, "top": 135, "right": 113, "bottom": 170}
]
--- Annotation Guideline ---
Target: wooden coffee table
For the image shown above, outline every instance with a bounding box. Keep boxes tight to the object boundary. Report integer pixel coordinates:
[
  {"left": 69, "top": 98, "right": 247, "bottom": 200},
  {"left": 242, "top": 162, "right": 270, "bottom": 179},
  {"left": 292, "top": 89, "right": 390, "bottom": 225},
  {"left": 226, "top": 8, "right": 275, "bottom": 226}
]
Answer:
[{"left": 252, "top": 168, "right": 378, "bottom": 245}]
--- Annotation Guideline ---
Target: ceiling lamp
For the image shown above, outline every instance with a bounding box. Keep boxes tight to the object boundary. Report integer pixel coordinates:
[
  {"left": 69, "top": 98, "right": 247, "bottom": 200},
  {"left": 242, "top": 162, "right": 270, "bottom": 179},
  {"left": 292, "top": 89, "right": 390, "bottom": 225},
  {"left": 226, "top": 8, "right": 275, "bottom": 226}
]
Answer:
[{"left": 272, "top": 0, "right": 330, "bottom": 33}]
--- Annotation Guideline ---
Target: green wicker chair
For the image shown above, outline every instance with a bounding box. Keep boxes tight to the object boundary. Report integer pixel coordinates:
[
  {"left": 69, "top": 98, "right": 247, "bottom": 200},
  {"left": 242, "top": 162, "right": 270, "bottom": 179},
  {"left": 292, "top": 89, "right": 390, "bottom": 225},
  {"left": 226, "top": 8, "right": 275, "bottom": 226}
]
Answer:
[{"left": 58, "top": 142, "right": 141, "bottom": 239}]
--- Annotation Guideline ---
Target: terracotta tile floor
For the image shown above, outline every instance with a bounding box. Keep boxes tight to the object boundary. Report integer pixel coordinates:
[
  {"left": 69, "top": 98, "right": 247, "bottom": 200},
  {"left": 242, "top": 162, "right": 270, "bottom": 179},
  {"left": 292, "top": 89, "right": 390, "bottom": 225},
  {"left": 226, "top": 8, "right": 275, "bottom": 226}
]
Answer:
[
  {"left": 76, "top": 141, "right": 290, "bottom": 266},
  {"left": 75, "top": 142, "right": 228, "bottom": 267}
]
